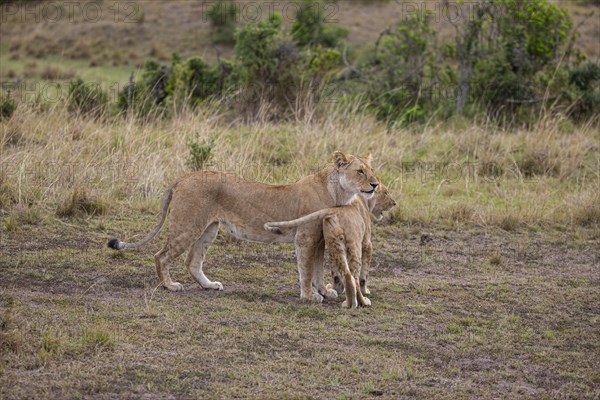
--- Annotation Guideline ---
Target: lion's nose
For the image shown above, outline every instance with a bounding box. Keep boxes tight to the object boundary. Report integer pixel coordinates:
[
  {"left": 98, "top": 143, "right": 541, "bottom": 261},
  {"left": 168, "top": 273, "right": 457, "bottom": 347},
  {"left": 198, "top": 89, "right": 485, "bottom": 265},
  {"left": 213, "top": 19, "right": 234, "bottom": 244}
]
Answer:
[{"left": 371, "top": 182, "right": 378, "bottom": 189}]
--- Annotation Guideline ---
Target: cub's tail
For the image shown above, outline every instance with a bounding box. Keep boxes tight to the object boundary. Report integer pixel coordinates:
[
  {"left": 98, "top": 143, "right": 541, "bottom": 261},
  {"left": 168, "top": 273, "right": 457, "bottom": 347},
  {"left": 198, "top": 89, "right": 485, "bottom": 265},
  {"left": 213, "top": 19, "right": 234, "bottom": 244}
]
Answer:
[{"left": 264, "top": 209, "right": 335, "bottom": 234}]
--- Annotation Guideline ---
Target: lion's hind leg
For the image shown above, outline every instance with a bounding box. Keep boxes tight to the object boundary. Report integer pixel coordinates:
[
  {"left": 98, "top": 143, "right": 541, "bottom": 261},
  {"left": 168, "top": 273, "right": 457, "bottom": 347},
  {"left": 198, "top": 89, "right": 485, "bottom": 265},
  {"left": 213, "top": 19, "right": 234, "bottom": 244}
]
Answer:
[
  {"left": 348, "top": 246, "right": 371, "bottom": 307},
  {"left": 186, "top": 222, "right": 223, "bottom": 291},
  {"left": 360, "top": 240, "right": 372, "bottom": 295},
  {"left": 325, "top": 222, "right": 357, "bottom": 308},
  {"left": 155, "top": 235, "right": 194, "bottom": 292}
]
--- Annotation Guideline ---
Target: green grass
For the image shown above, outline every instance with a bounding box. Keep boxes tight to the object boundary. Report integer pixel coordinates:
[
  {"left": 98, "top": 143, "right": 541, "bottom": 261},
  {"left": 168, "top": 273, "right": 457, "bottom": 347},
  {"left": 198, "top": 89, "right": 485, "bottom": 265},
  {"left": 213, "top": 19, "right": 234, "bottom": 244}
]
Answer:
[{"left": 0, "top": 50, "right": 134, "bottom": 82}]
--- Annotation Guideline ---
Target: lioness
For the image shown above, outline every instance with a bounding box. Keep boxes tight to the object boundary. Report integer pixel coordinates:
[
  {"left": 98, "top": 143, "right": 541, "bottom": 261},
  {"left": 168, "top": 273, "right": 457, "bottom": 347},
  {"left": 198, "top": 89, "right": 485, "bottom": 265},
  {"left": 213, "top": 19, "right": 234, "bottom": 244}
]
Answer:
[
  {"left": 107, "top": 151, "right": 378, "bottom": 302},
  {"left": 264, "top": 183, "right": 396, "bottom": 308}
]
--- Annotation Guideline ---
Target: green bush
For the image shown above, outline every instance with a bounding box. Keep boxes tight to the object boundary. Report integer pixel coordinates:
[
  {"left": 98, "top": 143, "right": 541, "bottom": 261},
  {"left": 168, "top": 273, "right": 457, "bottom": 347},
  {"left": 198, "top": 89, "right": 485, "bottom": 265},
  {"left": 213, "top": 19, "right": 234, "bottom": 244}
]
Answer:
[
  {"left": 568, "top": 62, "right": 600, "bottom": 119},
  {"left": 67, "top": 78, "right": 108, "bottom": 118},
  {"left": 116, "top": 80, "right": 150, "bottom": 117},
  {"left": 140, "top": 60, "right": 170, "bottom": 106},
  {"left": 233, "top": 14, "right": 303, "bottom": 112},
  {"left": 187, "top": 138, "right": 215, "bottom": 171},
  {"left": 207, "top": 0, "right": 238, "bottom": 45},
  {"left": 359, "top": 15, "right": 438, "bottom": 124},
  {"left": 467, "top": 0, "right": 574, "bottom": 117},
  {"left": 0, "top": 93, "right": 16, "bottom": 120},
  {"left": 116, "top": 61, "right": 171, "bottom": 117},
  {"left": 234, "top": 14, "right": 285, "bottom": 83},
  {"left": 305, "top": 46, "right": 342, "bottom": 82},
  {"left": 49, "top": 0, "right": 595, "bottom": 126},
  {"left": 168, "top": 56, "right": 221, "bottom": 104},
  {"left": 290, "top": 0, "right": 348, "bottom": 48}
]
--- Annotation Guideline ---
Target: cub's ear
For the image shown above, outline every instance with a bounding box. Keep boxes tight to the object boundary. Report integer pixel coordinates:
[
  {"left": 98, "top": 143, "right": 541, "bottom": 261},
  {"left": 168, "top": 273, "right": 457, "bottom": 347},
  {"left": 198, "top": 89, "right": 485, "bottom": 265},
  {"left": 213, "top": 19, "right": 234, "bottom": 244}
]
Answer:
[
  {"left": 362, "top": 153, "right": 373, "bottom": 167},
  {"left": 333, "top": 151, "right": 350, "bottom": 168}
]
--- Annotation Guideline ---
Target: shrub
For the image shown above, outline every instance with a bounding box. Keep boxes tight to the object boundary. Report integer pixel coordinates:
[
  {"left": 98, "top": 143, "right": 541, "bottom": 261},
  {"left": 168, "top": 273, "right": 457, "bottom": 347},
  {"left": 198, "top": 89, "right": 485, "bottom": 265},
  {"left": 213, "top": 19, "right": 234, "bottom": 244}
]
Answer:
[
  {"left": 207, "top": 0, "right": 238, "bottom": 45},
  {"left": 187, "top": 137, "right": 215, "bottom": 171},
  {"left": 290, "top": 0, "right": 348, "bottom": 48},
  {"left": 234, "top": 14, "right": 285, "bottom": 83},
  {"left": 359, "top": 15, "right": 438, "bottom": 123},
  {"left": 116, "top": 61, "right": 170, "bottom": 117},
  {"left": 168, "top": 56, "right": 221, "bottom": 104},
  {"left": 67, "top": 79, "right": 108, "bottom": 118},
  {"left": 466, "top": 0, "right": 574, "bottom": 117},
  {"left": 140, "top": 60, "right": 170, "bottom": 106},
  {"left": 0, "top": 93, "right": 16, "bottom": 120},
  {"left": 568, "top": 62, "right": 600, "bottom": 119},
  {"left": 233, "top": 14, "right": 305, "bottom": 115}
]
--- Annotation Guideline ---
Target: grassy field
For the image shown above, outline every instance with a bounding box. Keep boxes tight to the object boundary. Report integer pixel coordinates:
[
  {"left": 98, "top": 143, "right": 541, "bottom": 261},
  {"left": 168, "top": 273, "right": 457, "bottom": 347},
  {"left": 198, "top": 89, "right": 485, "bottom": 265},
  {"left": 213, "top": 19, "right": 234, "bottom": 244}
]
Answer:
[
  {"left": 1, "top": 101, "right": 599, "bottom": 398},
  {"left": 1, "top": 0, "right": 599, "bottom": 398}
]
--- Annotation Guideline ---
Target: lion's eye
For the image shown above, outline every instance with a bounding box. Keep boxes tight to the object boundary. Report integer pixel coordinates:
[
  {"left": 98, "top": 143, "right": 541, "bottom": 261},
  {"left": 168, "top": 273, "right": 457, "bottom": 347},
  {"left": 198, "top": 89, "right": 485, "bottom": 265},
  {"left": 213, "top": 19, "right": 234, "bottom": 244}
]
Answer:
[{"left": 358, "top": 169, "right": 365, "bottom": 176}]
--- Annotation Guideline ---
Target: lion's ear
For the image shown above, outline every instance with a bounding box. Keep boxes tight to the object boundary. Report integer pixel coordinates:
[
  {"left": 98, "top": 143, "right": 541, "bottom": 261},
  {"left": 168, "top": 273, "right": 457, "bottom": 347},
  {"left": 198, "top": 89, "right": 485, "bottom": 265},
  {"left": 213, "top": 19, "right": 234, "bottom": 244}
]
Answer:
[
  {"left": 362, "top": 153, "right": 373, "bottom": 167},
  {"left": 333, "top": 151, "right": 350, "bottom": 168}
]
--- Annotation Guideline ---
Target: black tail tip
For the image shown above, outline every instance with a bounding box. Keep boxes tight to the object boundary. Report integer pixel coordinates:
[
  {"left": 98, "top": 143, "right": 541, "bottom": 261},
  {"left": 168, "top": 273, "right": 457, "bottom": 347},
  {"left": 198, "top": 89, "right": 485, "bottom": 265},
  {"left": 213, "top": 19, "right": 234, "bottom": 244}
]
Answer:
[{"left": 107, "top": 238, "right": 120, "bottom": 250}]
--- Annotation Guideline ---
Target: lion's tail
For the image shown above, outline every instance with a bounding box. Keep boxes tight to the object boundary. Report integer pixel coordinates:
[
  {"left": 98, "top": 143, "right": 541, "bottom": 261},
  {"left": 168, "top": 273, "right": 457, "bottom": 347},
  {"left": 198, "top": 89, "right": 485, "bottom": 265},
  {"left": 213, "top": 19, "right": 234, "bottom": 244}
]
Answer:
[
  {"left": 107, "top": 187, "right": 173, "bottom": 250},
  {"left": 264, "top": 209, "right": 335, "bottom": 234}
]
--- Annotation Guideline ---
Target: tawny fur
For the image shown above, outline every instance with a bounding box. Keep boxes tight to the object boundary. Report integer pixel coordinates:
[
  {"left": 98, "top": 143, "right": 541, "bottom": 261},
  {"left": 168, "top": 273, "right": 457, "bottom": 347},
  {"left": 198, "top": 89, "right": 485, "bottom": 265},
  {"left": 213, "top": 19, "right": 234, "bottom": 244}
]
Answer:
[
  {"left": 265, "top": 184, "right": 396, "bottom": 308},
  {"left": 107, "top": 151, "right": 379, "bottom": 303}
]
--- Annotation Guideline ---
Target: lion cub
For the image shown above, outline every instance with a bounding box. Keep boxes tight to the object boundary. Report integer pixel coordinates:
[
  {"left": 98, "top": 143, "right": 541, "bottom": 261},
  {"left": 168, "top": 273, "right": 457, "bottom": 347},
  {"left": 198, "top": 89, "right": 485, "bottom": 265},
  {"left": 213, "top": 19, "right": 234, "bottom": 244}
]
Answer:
[{"left": 265, "top": 184, "right": 396, "bottom": 308}]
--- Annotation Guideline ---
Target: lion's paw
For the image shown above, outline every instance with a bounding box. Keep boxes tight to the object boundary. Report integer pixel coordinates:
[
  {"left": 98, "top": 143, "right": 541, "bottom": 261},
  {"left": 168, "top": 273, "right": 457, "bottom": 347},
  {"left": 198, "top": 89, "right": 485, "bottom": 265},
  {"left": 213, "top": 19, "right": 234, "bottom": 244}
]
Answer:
[
  {"left": 311, "top": 292, "right": 324, "bottom": 303},
  {"left": 203, "top": 281, "right": 223, "bottom": 291},
  {"left": 363, "top": 287, "right": 371, "bottom": 295},
  {"left": 165, "top": 282, "right": 184, "bottom": 292},
  {"left": 303, "top": 292, "right": 323, "bottom": 303},
  {"left": 325, "top": 287, "right": 338, "bottom": 299},
  {"left": 361, "top": 297, "right": 372, "bottom": 307}
]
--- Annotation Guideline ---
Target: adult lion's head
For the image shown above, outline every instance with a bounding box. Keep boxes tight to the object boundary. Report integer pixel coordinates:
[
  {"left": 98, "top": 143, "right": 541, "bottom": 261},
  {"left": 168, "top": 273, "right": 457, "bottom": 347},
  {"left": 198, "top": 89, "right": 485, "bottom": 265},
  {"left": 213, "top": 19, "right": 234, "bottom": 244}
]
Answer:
[{"left": 333, "top": 151, "right": 379, "bottom": 201}]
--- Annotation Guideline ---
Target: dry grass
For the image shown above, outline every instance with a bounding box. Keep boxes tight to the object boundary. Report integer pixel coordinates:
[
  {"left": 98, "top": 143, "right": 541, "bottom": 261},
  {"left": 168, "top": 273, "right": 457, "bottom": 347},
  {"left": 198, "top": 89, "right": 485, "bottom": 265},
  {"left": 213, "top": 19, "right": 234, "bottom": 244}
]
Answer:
[{"left": 1, "top": 100, "right": 598, "bottom": 231}]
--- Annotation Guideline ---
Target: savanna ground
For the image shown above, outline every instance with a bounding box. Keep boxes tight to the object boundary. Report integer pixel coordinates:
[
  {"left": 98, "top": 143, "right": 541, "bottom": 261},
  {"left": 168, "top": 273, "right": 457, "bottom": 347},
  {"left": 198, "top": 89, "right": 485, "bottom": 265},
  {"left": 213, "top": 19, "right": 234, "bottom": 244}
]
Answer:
[
  {"left": 1, "top": 0, "right": 600, "bottom": 399},
  {"left": 1, "top": 106, "right": 598, "bottom": 399},
  {"left": 0, "top": 212, "right": 598, "bottom": 399}
]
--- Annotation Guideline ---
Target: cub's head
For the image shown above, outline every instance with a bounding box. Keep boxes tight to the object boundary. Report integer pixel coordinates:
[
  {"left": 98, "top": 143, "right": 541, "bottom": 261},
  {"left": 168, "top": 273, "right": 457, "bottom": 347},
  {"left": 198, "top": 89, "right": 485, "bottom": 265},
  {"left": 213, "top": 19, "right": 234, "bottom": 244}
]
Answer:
[
  {"left": 370, "top": 182, "right": 397, "bottom": 221},
  {"left": 333, "top": 151, "right": 379, "bottom": 201}
]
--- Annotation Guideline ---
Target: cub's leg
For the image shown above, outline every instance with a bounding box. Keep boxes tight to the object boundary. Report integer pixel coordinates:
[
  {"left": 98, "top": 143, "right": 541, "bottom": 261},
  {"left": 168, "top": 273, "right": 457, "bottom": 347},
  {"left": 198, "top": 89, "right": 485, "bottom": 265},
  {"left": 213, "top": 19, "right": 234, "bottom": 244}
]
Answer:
[
  {"left": 325, "top": 224, "right": 357, "bottom": 308},
  {"left": 295, "top": 228, "right": 324, "bottom": 303},
  {"left": 155, "top": 233, "right": 195, "bottom": 291},
  {"left": 331, "top": 266, "right": 344, "bottom": 296},
  {"left": 348, "top": 245, "right": 371, "bottom": 307},
  {"left": 313, "top": 231, "right": 338, "bottom": 299},
  {"left": 313, "top": 233, "right": 338, "bottom": 300},
  {"left": 185, "top": 222, "right": 223, "bottom": 290},
  {"left": 360, "top": 240, "right": 373, "bottom": 295},
  {"left": 341, "top": 259, "right": 358, "bottom": 309}
]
